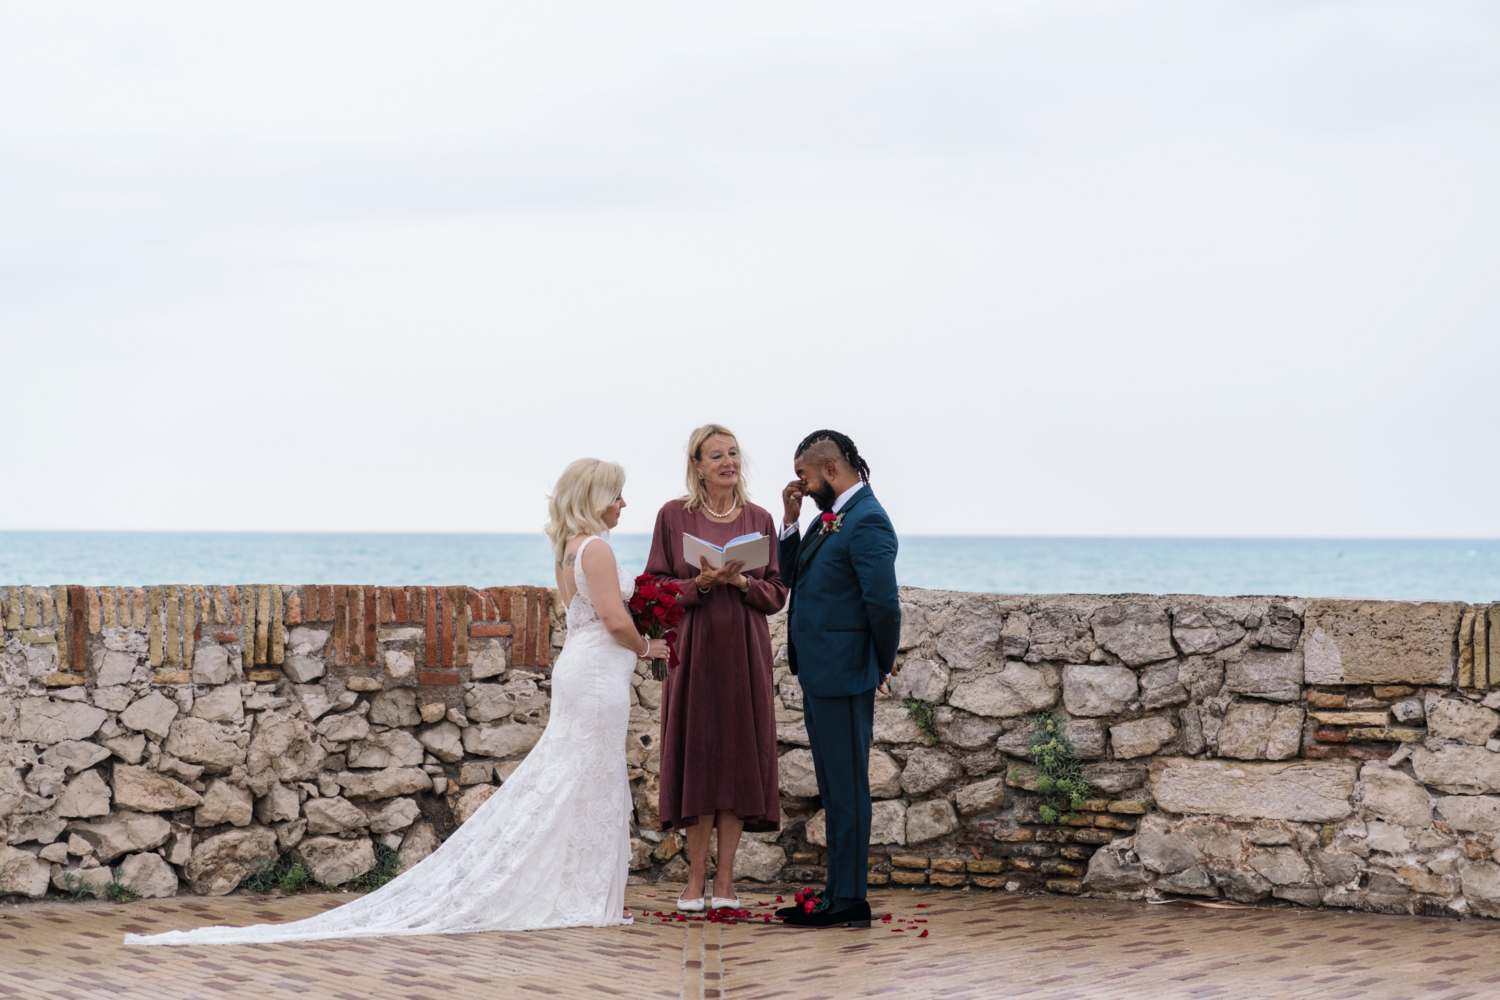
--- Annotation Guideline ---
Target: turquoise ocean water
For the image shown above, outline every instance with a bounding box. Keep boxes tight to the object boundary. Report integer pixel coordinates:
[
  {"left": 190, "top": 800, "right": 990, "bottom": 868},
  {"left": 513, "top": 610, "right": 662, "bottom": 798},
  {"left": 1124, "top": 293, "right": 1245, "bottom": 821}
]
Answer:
[{"left": 2, "top": 532, "right": 1499, "bottom": 601}]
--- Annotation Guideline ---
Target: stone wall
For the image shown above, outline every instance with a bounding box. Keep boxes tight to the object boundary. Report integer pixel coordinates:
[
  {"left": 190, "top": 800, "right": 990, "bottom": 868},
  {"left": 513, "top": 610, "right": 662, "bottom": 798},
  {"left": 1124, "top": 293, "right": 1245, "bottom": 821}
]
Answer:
[{"left": 4, "top": 582, "right": 1500, "bottom": 920}]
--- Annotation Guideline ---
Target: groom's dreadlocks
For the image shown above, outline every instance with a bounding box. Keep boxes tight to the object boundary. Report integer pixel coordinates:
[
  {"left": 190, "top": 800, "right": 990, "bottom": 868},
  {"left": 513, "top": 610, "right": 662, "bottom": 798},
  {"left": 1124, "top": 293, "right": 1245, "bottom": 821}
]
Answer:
[{"left": 794, "top": 429, "right": 871, "bottom": 484}]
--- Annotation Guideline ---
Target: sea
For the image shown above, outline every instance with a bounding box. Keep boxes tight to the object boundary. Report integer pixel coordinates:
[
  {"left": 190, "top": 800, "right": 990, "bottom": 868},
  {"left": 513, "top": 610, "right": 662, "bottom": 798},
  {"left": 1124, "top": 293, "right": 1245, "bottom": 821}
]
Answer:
[{"left": 2, "top": 532, "right": 1499, "bottom": 602}]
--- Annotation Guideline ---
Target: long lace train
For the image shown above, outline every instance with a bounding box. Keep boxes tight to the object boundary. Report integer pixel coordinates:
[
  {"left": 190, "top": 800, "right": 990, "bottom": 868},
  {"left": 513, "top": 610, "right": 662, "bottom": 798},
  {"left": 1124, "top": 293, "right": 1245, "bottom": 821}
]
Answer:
[{"left": 127, "top": 536, "right": 637, "bottom": 944}]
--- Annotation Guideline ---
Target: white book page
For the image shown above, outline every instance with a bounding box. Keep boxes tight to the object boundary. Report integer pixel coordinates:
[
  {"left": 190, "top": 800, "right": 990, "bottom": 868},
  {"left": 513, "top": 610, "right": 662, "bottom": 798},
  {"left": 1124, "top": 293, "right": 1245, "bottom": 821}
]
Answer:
[{"left": 682, "top": 532, "right": 770, "bottom": 572}]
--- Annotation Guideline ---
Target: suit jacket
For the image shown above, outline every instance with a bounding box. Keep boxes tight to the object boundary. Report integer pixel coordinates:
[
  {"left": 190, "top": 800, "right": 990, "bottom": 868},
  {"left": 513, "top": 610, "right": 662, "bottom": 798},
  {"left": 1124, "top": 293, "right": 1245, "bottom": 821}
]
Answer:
[{"left": 779, "top": 486, "right": 901, "bottom": 698}]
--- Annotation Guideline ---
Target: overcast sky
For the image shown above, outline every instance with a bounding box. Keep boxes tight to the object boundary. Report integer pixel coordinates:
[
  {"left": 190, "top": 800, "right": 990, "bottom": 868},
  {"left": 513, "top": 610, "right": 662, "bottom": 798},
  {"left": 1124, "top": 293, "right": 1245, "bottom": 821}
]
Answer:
[{"left": 2, "top": 2, "right": 1497, "bottom": 537}]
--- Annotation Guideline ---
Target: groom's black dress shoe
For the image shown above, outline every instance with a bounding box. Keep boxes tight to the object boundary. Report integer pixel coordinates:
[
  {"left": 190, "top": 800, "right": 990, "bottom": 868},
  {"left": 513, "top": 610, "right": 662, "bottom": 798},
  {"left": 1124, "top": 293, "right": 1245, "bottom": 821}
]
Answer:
[{"left": 782, "top": 897, "right": 871, "bottom": 928}]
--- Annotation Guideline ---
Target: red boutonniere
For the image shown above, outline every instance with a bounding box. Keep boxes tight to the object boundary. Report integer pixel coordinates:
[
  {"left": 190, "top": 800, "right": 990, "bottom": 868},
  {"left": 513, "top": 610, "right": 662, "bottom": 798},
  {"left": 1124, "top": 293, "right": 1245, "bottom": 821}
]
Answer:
[{"left": 818, "top": 512, "right": 845, "bottom": 536}]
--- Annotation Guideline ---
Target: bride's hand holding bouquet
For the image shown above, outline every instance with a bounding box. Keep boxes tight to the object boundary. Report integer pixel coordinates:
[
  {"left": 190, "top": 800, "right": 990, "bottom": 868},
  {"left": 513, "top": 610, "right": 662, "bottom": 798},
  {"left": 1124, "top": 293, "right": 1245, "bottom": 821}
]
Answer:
[{"left": 629, "top": 574, "right": 682, "bottom": 681}]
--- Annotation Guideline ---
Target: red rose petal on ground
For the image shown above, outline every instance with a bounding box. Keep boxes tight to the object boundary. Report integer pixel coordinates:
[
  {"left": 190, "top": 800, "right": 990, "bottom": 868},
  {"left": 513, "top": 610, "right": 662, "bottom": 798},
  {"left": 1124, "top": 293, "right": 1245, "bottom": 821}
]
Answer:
[
  {"left": 917, "top": 903, "right": 928, "bottom": 908},
  {"left": 919, "top": 929, "right": 929, "bottom": 938}
]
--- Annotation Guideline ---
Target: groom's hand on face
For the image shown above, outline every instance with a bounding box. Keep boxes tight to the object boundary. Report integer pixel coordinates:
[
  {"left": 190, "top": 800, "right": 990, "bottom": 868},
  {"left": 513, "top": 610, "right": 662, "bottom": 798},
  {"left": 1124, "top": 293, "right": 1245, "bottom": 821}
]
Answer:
[{"left": 782, "top": 480, "right": 805, "bottom": 527}]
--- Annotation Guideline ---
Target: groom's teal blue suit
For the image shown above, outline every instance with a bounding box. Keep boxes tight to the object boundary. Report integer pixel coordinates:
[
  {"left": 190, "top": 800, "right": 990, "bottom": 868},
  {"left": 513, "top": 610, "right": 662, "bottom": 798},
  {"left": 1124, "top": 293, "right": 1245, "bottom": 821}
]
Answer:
[{"left": 779, "top": 485, "right": 900, "bottom": 903}]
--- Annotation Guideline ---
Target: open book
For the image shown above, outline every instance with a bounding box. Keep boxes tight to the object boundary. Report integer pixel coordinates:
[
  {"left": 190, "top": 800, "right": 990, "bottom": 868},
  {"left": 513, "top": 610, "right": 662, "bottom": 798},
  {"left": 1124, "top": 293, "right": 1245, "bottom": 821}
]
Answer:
[{"left": 683, "top": 532, "right": 771, "bottom": 572}]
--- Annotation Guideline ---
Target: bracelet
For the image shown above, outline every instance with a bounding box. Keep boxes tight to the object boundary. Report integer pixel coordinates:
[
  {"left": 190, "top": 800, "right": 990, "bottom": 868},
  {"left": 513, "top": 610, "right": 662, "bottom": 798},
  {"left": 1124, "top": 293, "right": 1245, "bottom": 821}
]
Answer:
[
  {"left": 638, "top": 634, "right": 651, "bottom": 657},
  {"left": 697, "top": 578, "right": 711, "bottom": 593}
]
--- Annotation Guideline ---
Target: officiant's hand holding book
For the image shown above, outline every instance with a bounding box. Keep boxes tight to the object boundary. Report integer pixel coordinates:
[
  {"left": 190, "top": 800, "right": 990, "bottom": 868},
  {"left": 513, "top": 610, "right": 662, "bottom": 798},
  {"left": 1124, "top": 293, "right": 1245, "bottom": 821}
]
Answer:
[{"left": 683, "top": 531, "right": 770, "bottom": 571}]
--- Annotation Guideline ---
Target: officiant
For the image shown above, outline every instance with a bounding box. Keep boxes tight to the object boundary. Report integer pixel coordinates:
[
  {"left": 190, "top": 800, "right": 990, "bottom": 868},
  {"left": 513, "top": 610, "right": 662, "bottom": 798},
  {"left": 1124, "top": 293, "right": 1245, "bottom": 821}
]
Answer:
[{"left": 646, "top": 423, "right": 788, "bottom": 910}]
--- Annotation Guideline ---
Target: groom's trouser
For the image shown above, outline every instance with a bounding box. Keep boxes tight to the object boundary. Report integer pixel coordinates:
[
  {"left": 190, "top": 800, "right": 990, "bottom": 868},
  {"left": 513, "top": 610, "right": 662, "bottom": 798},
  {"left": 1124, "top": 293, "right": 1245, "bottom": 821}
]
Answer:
[{"left": 802, "top": 687, "right": 875, "bottom": 903}]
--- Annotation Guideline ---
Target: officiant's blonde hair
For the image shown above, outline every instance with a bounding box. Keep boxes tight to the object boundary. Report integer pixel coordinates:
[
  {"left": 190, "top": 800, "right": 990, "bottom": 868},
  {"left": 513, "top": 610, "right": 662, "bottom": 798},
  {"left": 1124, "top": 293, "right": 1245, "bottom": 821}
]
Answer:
[
  {"left": 683, "top": 424, "right": 751, "bottom": 513},
  {"left": 545, "top": 458, "right": 626, "bottom": 561}
]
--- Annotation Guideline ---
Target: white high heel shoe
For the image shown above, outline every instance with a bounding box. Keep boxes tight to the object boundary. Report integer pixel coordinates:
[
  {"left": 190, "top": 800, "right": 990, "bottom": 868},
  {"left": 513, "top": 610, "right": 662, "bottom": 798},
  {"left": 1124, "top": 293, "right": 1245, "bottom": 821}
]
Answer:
[
  {"left": 676, "top": 891, "right": 706, "bottom": 912},
  {"left": 710, "top": 895, "right": 741, "bottom": 910}
]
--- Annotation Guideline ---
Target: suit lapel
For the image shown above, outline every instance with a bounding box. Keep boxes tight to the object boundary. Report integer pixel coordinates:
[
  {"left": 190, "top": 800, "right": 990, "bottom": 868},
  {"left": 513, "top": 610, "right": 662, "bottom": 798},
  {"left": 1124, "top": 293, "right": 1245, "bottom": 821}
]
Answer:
[{"left": 798, "top": 487, "right": 874, "bottom": 570}]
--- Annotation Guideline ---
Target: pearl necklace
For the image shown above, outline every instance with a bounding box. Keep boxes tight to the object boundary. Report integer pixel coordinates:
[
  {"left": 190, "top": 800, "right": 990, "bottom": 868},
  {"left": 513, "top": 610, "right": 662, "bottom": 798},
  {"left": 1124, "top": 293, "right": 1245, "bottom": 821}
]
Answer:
[{"left": 703, "top": 497, "right": 739, "bottom": 518}]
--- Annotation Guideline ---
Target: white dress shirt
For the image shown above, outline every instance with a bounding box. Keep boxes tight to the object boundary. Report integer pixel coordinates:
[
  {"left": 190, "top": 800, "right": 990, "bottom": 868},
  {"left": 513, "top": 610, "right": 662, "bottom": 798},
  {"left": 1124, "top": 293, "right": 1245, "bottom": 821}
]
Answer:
[{"left": 779, "top": 481, "right": 865, "bottom": 541}]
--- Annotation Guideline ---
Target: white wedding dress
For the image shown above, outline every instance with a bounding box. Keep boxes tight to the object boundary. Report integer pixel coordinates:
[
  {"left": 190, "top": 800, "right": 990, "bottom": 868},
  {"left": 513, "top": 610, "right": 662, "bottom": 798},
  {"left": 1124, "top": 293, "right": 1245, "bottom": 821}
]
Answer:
[{"left": 127, "top": 535, "right": 637, "bottom": 945}]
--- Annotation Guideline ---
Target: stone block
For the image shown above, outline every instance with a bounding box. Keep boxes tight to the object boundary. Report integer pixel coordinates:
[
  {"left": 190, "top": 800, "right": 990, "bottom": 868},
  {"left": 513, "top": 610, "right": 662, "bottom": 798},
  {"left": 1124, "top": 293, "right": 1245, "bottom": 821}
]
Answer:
[
  {"left": 54, "top": 769, "right": 111, "bottom": 818},
  {"left": 294, "top": 835, "right": 375, "bottom": 886},
  {"left": 462, "top": 722, "right": 543, "bottom": 759},
  {"left": 254, "top": 783, "right": 301, "bottom": 825},
  {"left": 933, "top": 707, "right": 1002, "bottom": 749},
  {"left": 154, "top": 670, "right": 192, "bottom": 684},
  {"left": 1307, "top": 691, "right": 1346, "bottom": 709},
  {"left": 888, "top": 658, "right": 948, "bottom": 703},
  {"left": 1302, "top": 599, "right": 1460, "bottom": 685},
  {"left": 1150, "top": 758, "right": 1356, "bottom": 822},
  {"left": 418, "top": 722, "right": 464, "bottom": 763},
  {"left": 400, "top": 821, "right": 441, "bottom": 868},
  {"left": 1259, "top": 603, "right": 1303, "bottom": 650},
  {"left": 872, "top": 700, "right": 924, "bottom": 743},
  {"left": 779, "top": 749, "right": 819, "bottom": 798},
  {"left": 164, "top": 717, "right": 245, "bottom": 772},
  {"left": 956, "top": 776, "right": 1006, "bottom": 816},
  {"left": 317, "top": 711, "right": 370, "bottom": 742},
  {"left": 1090, "top": 601, "right": 1174, "bottom": 666},
  {"left": 1308, "top": 711, "right": 1390, "bottom": 726},
  {"left": 1348, "top": 727, "right": 1425, "bottom": 743},
  {"left": 95, "top": 649, "right": 138, "bottom": 687},
  {"left": 458, "top": 760, "right": 494, "bottom": 785},
  {"left": 900, "top": 747, "right": 964, "bottom": 797},
  {"left": 1412, "top": 746, "right": 1500, "bottom": 795},
  {"left": 247, "top": 717, "right": 327, "bottom": 783},
  {"left": 1216, "top": 702, "right": 1303, "bottom": 760},
  {"left": 452, "top": 783, "right": 499, "bottom": 825},
  {"left": 13, "top": 698, "right": 107, "bottom": 744},
  {"left": 348, "top": 730, "right": 425, "bottom": 769},
  {"left": 190, "top": 683, "right": 243, "bottom": 723},
  {"left": 1224, "top": 650, "right": 1303, "bottom": 703},
  {"left": 304, "top": 796, "right": 369, "bottom": 834},
  {"left": 336, "top": 767, "right": 431, "bottom": 801},
  {"left": 52, "top": 865, "right": 112, "bottom": 898},
  {"left": 39, "top": 740, "right": 111, "bottom": 775},
  {"left": 891, "top": 871, "right": 927, "bottom": 885},
  {"left": 419, "top": 702, "right": 447, "bottom": 724},
  {"left": 1358, "top": 763, "right": 1432, "bottom": 827},
  {"left": 116, "top": 851, "right": 179, "bottom": 898},
  {"left": 730, "top": 837, "right": 787, "bottom": 882},
  {"left": 870, "top": 799, "right": 907, "bottom": 846},
  {"left": 65, "top": 812, "right": 172, "bottom": 863},
  {"left": 1158, "top": 864, "right": 1217, "bottom": 896},
  {"left": 1170, "top": 604, "right": 1245, "bottom": 657},
  {"left": 906, "top": 799, "right": 959, "bottom": 844},
  {"left": 112, "top": 764, "right": 203, "bottom": 812},
  {"left": 1109, "top": 716, "right": 1176, "bottom": 759},
  {"left": 191, "top": 645, "right": 236, "bottom": 685},
  {"left": 936, "top": 611, "right": 1000, "bottom": 670},
  {"left": 1025, "top": 608, "right": 1093, "bottom": 663},
  {"left": 119, "top": 692, "right": 179, "bottom": 740},
  {"left": 869, "top": 749, "right": 903, "bottom": 799},
  {"left": 195, "top": 779, "right": 254, "bottom": 827},
  {"left": 1427, "top": 698, "right": 1500, "bottom": 746},
  {"left": 361, "top": 796, "right": 421, "bottom": 834},
  {"left": 0, "top": 844, "right": 48, "bottom": 898},
  {"left": 1075, "top": 763, "right": 1144, "bottom": 798},
  {"left": 283, "top": 654, "right": 325, "bottom": 684},
  {"left": 1082, "top": 845, "right": 1146, "bottom": 889},
  {"left": 346, "top": 677, "right": 382, "bottom": 692},
  {"left": 1061, "top": 664, "right": 1137, "bottom": 717},
  {"left": 1435, "top": 795, "right": 1500, "bottom": 832},
  {"left": 184, "top": 826, "right": 279, "bottom": 895},
  {"left": 1138, "top": 660, "right": 1188, "bottom": 710},
  {"left": 464, "top": 684, "right": 514, "bottom": 722},
  {"left": 949, "top": 662, "right": 1059, "bottom": 718}
]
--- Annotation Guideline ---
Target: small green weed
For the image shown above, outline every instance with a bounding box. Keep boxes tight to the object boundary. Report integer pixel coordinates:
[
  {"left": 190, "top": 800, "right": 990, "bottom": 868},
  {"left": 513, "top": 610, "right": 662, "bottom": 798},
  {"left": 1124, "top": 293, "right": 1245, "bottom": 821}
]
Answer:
[
  {"left": 58, "top": 872, "right": 93, "bottom": 901},
  {"left": 348, "top": 842, "right": 403, "bottom": 893},
  {"left": 1010, "top": 709, "right": 1090, "bottom": 824},
  {"left": 903, "top": 698, "right": 940, "bottom": 746},
  {"left": 244, "top": 858, "right": 314, "bottom": 895},
  {"left": 104, "top": 867, "right": 140, "bottom": 904}
]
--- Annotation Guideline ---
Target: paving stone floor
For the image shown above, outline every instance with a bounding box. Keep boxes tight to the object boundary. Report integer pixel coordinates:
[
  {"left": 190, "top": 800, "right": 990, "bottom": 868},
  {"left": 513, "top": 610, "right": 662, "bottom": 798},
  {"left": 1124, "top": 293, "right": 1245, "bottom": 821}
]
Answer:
[{"left": 3, "top": 885, "right": 1499, "bottom": 1000}]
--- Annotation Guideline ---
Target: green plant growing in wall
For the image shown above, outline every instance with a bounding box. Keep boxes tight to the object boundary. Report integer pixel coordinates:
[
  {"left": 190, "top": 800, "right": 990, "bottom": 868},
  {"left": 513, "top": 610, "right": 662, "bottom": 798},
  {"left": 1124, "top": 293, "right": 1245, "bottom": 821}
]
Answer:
[
  {"left": 104, "top": 867, "right": 140, "bottom": 903},
  {"left": 903, "top": 698, "right": 940, "bottom": 746},
  {"left": 348, "top": 842, "right": 403, "bottom": 893},
  {"left": 1011, "top": 709, "right": 1090, "bottom": 825},
  {"left": 58, "top": 872, "right": 93, "bottom": 901}
]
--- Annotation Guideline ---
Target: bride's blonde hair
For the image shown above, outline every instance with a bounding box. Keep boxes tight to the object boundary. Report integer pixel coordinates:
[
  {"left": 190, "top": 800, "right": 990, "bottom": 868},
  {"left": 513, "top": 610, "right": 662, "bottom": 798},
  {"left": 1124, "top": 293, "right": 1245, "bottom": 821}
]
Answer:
[{"left": 545, "top": 458, "right": 626, "bottom": 562}]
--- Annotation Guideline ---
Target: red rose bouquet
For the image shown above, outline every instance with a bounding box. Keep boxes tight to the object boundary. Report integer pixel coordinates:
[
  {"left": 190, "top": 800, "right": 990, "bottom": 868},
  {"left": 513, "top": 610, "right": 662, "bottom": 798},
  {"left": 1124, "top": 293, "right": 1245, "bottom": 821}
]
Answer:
[{"left": 629, "top": 574, "right": 682, "bottom": 681}]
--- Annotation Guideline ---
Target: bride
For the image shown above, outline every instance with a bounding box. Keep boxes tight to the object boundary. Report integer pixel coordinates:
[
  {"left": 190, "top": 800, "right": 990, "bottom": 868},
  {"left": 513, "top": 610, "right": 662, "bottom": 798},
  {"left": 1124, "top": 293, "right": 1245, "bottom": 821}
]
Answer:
[{"left": 127, "top": 458, "right": 668, "bottom": 945}]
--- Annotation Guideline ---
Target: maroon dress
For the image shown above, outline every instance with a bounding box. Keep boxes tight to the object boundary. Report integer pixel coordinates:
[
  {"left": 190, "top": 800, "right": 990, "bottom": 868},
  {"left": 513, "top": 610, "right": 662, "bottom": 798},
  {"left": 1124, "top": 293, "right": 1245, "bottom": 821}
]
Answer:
[{"left": 648, "top": 500, "right": 787, "bottom": 832}]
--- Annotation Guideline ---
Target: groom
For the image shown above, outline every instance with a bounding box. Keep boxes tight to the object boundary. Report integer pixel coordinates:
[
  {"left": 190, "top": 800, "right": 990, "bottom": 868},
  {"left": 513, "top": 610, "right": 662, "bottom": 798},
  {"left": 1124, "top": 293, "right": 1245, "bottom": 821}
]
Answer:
[{"left": 775, "top": 430, "right": 900, "bottom": 929}]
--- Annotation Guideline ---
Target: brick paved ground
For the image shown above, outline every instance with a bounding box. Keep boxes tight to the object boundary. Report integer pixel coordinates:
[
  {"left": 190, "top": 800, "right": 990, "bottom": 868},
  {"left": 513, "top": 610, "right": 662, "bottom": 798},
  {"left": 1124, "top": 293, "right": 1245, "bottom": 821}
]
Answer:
[{"left": 3, "top": 886, "right": 1498, "bottom": 1000}]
